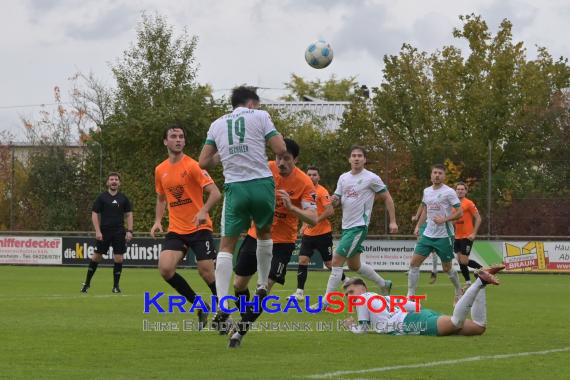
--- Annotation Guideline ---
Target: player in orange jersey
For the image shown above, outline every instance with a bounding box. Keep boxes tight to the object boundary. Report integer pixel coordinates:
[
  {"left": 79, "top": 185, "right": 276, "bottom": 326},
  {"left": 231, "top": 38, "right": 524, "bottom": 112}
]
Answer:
[
  {"left": 454, "top": 182, "right": 482, "bottom": 286},
  {"left": 290, "top": 166, "right": 347, "bottom": 301},
  {"left": 150, "top": 124, "right": 222, "bottom": 329}
]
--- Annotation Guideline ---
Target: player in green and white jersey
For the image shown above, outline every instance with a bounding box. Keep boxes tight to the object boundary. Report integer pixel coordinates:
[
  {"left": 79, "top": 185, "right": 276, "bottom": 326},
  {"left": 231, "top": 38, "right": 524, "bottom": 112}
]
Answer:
[
  {"left": 412, "top": 202, "right": 438, "bottom": 284},
  {"left": 408, "top": 164, "right": 464, "bottom": 304},
  {"left": 314, "top": 145, "right": 398, "bottom": 309},
  {"left": 343, "top": 265, "right": 503, "bottom": 336},
  {"left": 199, "top": 86, "right": 286, "bottom": 323}
]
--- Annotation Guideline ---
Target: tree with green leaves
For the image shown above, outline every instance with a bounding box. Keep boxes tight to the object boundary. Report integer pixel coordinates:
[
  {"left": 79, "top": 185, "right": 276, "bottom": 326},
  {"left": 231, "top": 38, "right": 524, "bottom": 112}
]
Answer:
[
  {"left": 281, "top": 73, "right": 357, "bottom": 101},
  {"left": 92, "top": 13, "right": 226, "bottom": 231},
  {"left": 373, "top": 14, "right": 570, "bottom": 235}
]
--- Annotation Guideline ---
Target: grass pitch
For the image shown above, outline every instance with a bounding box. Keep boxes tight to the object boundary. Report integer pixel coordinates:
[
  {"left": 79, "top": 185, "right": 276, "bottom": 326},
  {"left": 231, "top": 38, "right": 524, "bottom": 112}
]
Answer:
[{"left": 1, "top": 266, "right": 569, "bottom": 379}]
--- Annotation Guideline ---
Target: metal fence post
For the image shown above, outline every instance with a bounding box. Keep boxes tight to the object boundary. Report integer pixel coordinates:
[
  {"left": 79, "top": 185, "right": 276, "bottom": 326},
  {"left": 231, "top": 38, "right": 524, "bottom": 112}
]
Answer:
[
  {"left": 487, "top": 140, "right": 492, "bottom": 236},
  {"left": 10, "top": 144, "right": 14, "bottom": 230},
  {"left": 93, "top": 141, "right": 102, "bottom": 193}
]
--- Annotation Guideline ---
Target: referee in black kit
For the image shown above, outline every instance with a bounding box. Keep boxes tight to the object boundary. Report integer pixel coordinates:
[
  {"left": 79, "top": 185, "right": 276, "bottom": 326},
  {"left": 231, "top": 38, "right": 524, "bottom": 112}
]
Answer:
[{"left": 81, "top": 172, "right": 133, "bottom": 293}]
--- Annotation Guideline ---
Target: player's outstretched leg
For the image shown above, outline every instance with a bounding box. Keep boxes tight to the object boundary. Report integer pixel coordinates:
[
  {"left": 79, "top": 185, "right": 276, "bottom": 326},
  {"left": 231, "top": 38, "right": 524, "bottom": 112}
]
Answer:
[
  {"left": 436, "top": 268, "right": 502, "bottom": 336},
  {"left": 484, "top": 264, "right": 505, "bottom": 275},
  {"left": 353, "top": 259, "right": 392, "bottom": 296},
  {"left": 451, "top": 270, "right": 499, "bottom": 327}
]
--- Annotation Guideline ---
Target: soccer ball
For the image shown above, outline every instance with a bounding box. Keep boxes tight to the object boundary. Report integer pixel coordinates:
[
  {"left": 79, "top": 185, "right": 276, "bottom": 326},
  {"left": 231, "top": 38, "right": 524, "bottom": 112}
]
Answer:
[{"left": 305, "top": 40, "right": 333, "bottom": 69}]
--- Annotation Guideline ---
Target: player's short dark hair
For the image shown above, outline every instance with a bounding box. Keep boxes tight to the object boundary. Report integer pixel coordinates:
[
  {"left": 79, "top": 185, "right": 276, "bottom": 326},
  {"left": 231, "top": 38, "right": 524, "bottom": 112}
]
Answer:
[
  {"left": 231, "top": 86, "right": 260, "bottom": 108},
  {"left": 349, "top": 145, "right": 367, "bottom": 158},
  {"left": 343, "top": 278, "right": 367, "bottom": 290},
  {"left": 307, "top": 166, "right": 319, "bottom": 173},
  {"left": 107, "top": 172, "right": 121, "bottom": 181},
  {"left": 431, "top": 163, "right": 446, "bottom": 172},
  {"left": 163, "top": 123, "right": 187, "bottom": 140},
  {"left": 456, "top": 181, "right": 468, "bottom": 191},
  {"left": 284, "top": 138, "right": 300, "bottom": 158}
]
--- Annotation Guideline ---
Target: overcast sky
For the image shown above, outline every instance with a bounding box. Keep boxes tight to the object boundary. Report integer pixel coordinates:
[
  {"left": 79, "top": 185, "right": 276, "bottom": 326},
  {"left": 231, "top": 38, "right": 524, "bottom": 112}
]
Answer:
[{"left": 1, "top": 0, "right": 568, "bottom": 140}]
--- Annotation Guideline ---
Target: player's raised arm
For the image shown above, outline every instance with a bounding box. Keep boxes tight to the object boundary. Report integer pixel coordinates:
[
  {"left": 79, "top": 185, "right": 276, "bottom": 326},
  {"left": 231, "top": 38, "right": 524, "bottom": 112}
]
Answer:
[
  {"left": 267, "top": 133, "right": 286, "bottom": 156},
  {"left": 199, "top": 144, "right": 220, "bottom": 170}
]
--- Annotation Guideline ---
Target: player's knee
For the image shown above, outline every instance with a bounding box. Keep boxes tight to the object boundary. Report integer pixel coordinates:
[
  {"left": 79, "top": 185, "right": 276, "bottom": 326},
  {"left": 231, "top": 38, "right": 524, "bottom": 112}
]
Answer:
[
  {"left": 114, "top": 255, "right": 124, "bottom": 263},
  {"left": 299, "top": 256, "right": 310, "bottom": 265},
  {"left": 256, "top": 227, "right": 271, "bottom": 241},
  {"left": 477, "top": 326, "right": 487, "bottom": 335},
  {"left": 92, "top": 253, "right": 103, "bottom": 263},
  {"left": 410, "top": 254, "right": 425, "bottom": 267},
  {"left": 409, "top": 266, "right": 420, "bottom": 274},
  {"left": 220, "top": 237, "right": 239, "bottom": 253},
  {"left": 159, "top": 266, "right": 175, "bottom": 280},
  {"left": 324, "top": 261, "right": 332, "bottom": 269},
  {"left": 442, "top": 262, "right": 453, "bottom": 272},
  {"left": 347, "top": 262, "right": 360, "bottom": 271},
  {"left": 331, "top": 254, "right": 345, "bottom": 267},
  {"left": 233, "top": 276, "right": 248, "bottom": 292}
]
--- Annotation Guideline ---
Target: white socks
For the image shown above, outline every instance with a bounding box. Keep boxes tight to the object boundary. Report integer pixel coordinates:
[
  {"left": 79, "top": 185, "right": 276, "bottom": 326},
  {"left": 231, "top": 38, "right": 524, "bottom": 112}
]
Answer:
[
  {"left": 256, "top": 239, "right": 273, "bottom": 287},
  {"left": 407, "top": 266, "right": 420, "bottom": 297},
  {"left": 325, "top": 266, "right": 344, "bottom": 296},
  {"left": 471, "top": 286, "right": 487, "bottom": 327},
  {"left": 357, "top": 263, "right": 386, "bottom": 288},
  {"left": 432, "top": 255, "right": 438, "bottom": 273},
  {"left": 451, "top": 278, "right": 484, "bottom": 327},
  {"left": 215, "top": 252, "right": 233, "bottom": 309},
  {"left": 447, "top": 269, "right": 462, "bottom": 295}
]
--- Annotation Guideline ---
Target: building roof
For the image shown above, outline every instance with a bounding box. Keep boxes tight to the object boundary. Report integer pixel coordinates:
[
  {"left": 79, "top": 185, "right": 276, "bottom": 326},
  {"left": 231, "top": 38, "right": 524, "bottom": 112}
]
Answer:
[{"left": 261, "top": 98, "right": 350, "bottom": 131}]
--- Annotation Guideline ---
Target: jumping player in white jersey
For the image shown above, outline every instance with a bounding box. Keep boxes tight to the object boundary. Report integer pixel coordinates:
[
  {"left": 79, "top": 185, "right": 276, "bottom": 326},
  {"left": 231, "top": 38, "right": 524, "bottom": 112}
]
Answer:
[
  {"left": 343, "top": 264, "right": 504, "bottom": 336},
  {"left": 410, "top": 164, "right": 464, "bottom": 304},
  {"left": 314, "top": 145, "right": 398, "bottom": 309},
  {"left": 199, "top": 86, "right": 286, "bottom": 326}
]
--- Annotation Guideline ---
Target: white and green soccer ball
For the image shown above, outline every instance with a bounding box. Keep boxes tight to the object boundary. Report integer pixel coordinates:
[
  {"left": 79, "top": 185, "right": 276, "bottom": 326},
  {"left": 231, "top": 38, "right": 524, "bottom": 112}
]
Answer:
[{"left": 305, "top": 40, "right": 333, "bottom": 69}]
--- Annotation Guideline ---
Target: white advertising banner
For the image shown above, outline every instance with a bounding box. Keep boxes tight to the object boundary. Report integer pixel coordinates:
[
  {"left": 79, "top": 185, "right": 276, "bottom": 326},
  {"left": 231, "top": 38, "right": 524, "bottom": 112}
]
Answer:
[
  {"left": 0, "top": 236, "right": 62, "bottom": 265},
  {"left": 334, "top": 239, "right": 460, "bottom": 271}
]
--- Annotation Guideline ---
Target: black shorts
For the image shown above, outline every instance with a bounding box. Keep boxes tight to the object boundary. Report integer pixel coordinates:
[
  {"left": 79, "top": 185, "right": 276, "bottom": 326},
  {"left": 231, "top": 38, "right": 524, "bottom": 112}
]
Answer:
[
  {"left": 234, "top": 235, "right": 296, "bottom": 285},
  {"left": 162, "top": 230, "right": 217, "bottom": 261},
  {"left": 299, "top": 232, "right": 333, "bottom": 262},
  {"left": 96, "top": 229, "right": 127, "bottom": 255},
  {"left": 454, "top": 238, "right": 473, "bottom": 256}
]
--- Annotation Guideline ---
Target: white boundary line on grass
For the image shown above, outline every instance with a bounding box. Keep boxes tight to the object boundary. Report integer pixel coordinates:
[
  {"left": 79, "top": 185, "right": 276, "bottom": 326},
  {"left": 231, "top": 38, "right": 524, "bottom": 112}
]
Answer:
[{"left": 305, "top": 347, "right": 570, "bottom": 379}]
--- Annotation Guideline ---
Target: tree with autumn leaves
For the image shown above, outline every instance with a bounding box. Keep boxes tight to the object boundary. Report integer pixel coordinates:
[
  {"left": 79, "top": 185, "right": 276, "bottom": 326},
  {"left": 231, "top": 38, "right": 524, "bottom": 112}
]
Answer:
[{"left": 4, "top": 13, "right": 569, "bottom": 235}]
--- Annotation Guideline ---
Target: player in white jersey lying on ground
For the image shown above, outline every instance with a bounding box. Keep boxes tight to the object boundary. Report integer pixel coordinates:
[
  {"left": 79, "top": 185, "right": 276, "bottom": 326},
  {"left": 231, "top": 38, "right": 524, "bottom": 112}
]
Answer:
[{"left": 342, "top": 264, "right": 504, "bottom": 336}]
